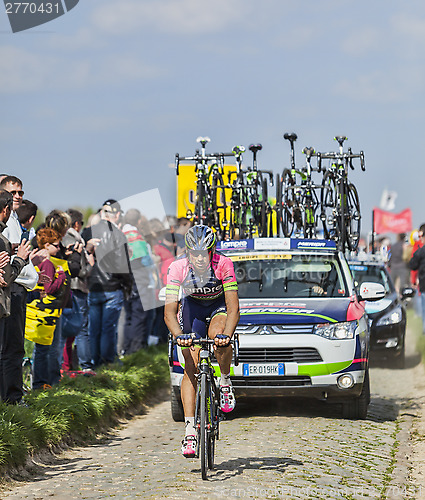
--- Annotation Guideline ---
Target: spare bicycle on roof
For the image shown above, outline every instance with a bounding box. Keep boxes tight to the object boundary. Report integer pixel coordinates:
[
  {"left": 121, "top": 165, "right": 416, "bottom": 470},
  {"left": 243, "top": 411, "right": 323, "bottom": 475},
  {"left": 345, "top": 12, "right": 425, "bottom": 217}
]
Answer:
[{"left": 174, "top": 134, "right": 365, "bottom": 252}]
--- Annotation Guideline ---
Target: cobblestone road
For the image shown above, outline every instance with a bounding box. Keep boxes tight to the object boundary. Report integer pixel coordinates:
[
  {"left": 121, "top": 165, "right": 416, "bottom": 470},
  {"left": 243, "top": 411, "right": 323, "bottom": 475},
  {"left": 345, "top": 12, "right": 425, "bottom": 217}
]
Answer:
[{"left": 2, "top": 324, "right": 425, "bottom": 500}]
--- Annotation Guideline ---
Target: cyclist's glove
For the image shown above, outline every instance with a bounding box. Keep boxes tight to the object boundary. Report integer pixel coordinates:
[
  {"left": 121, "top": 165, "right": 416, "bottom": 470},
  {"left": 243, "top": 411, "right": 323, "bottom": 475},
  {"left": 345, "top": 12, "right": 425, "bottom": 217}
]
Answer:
[
  {"left": 215, "top": 334, "right": 230, "bottom": 346},
  {"left": 176, "top": 334, "right": 194, "bottom": 346}
]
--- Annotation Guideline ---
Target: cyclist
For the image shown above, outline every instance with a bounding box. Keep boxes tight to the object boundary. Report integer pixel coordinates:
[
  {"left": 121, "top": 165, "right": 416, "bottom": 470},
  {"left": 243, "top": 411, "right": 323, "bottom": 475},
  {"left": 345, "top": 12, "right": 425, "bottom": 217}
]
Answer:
[{"left": 164, "top": 225, "right": 240, "bottom": 458}]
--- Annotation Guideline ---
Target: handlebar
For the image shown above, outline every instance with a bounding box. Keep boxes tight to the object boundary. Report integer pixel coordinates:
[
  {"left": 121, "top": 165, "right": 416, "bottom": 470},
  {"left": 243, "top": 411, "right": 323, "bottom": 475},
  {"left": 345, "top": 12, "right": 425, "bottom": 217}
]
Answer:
[
  {"left": 168, "top": 333, "right": 240, "bottom": 367},
  {"left": 316, "top": 151, "right": 365, "bottom": 172}
]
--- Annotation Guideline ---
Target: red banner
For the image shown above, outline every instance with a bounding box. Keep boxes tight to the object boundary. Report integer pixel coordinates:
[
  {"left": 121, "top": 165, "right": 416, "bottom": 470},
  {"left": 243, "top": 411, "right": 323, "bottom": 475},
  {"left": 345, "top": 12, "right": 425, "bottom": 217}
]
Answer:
[{"left": 373, "top": 208, "right": 412, "bottom": 234}]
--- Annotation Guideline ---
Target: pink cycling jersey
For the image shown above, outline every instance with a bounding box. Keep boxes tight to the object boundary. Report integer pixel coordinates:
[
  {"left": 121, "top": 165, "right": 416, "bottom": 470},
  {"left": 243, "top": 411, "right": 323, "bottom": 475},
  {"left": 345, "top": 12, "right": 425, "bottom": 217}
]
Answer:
[{"left": 166, "top": 252, "right": 238, "bottom": 304}]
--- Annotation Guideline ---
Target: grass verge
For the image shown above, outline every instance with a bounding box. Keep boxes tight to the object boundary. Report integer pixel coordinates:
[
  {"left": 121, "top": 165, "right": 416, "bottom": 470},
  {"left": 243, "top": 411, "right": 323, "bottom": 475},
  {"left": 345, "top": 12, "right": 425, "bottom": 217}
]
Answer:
[{"left": 0, "top": 345, "right": 169, "bottom": 473}]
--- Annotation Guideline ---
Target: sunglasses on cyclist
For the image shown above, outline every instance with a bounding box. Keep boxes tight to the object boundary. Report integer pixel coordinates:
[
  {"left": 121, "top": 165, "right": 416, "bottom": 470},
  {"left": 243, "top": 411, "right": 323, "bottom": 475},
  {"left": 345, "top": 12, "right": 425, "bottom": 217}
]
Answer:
[
  {"left": 9, "top": 190, "right": 24, "bottom": 197},
  {"left": 188, "top": 250, "right": 210, "bottom": 258}
]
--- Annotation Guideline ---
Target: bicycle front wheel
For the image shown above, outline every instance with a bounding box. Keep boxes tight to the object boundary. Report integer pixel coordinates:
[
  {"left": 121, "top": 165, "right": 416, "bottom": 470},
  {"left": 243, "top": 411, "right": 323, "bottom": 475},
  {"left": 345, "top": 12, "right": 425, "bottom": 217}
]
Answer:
[
  {"left": 200, "top": 372, "right": 209, "bottom": 480},
  {"left": 320, "top": 171, "right": 336, "bottom": 240},
  {"left": 207, "top": 378, "right": 219, "bottom": 470},
  {"left": 259, "top": 177, "right": 268, "bottom": 237},
  {"left": 344, "top": 183, "right": 361, "bottom": 251}
]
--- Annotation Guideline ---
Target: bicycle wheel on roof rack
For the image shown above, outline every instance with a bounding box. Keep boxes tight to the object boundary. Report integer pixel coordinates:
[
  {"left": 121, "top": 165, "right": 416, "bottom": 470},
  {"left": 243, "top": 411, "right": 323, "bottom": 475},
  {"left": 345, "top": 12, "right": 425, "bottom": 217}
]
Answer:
[
  {"left": 344, "top": 183, "right": 361, "bottom": 251},
  {"left": 210, "top": 171, "right": 226, "bottom": 236},
  {"left": 280, "top": 169, "right": 298, "bottom": 237},
  {"left": 303, "top": 204, "right": 316, "bottom": 239},
  {"left": 194, "top": 181, "right": 205, "bottom": 224},
  {"left": 320, "top": 171, "right": 337, "bottom": 241},
  {"left": 229, "top": 196, "right": 241, "bottom": 240},
  {"left": 259, "top": 177, "right": 268, "bottom": 237},
  {"left": 275, "top": 173, "right": 283, "bottom": 237}
]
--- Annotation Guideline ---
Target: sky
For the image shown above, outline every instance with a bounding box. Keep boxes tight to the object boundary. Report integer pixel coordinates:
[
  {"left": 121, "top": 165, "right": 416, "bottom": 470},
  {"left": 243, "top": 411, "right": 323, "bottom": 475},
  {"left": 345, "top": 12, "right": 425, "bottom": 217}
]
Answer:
[{"left": 1, "top": 0, "right": 425, "bottom": 237}]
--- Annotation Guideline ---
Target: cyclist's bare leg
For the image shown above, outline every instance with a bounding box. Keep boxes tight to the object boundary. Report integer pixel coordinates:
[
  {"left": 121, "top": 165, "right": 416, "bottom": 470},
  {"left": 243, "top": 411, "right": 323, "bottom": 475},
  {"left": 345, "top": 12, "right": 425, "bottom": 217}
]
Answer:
[
  {"left": 208, "top": 314, "right": 236, "bottom": 412},
  {"left": 208, "top": 314, "right": 232, "bottom": 375},
  {"left": 181, "top": 347, "right": 199, "bottom": 417},
  {"left": 180, "top": 347, "right": 200, "bottom": 456}
]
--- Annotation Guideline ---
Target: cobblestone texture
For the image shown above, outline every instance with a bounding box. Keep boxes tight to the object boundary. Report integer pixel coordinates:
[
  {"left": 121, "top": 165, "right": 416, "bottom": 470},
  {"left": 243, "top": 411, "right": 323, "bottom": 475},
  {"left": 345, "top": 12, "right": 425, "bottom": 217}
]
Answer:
[{"left": 2, "top": 324, "right": 425, "bottom": 499}]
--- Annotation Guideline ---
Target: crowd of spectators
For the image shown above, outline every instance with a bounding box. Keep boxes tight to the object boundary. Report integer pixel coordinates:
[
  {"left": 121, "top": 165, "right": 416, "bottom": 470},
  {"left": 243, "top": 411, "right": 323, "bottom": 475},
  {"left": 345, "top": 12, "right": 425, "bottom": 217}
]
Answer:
[{"left": 0, "top": 173, "right": 191, "bottom": 405}]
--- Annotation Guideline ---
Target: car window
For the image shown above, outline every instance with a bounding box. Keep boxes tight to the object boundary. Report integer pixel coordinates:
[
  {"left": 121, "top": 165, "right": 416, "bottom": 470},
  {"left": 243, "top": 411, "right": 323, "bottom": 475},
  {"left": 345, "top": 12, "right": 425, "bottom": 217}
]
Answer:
[
  {"left": 232, "top": 254, "right": 348, "bottom": 298},
  {"left": 349, "top": 264, "right": 393, "bottom": 294}
]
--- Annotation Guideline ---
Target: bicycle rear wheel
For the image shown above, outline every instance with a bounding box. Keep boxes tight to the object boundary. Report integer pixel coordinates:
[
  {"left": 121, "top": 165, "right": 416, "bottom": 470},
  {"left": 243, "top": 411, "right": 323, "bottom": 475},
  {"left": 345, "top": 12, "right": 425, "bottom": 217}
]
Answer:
[
  {"left": 200, "top": 372, "right": 209, "bottom": 480},
  {"left": 344, "top": 183, "right": 361, "bottom": 251},
  {"left": 275, "top": 173, "right": 282, "bottom": 237},
  {"left": 320, "top": 171, "right": 336, "bottom": 240},
  {"left": 194, "top": 181, "right": 206, "bottom": 224},
  {"left": 281, "top": 169, "right": 297, "bottom": 237},
  {"left": 259, "top": 177, "right": 268, "bottom": 237},
  {"left": 211, "top": 171, "right": 226, "bottom": 236}
]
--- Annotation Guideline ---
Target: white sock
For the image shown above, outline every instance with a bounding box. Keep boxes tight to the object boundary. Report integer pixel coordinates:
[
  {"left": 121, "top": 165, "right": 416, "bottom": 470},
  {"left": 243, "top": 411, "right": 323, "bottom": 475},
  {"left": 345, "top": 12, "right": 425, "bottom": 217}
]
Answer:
[
  {"left": 220, "top": 373, "right": 231, "bottom": 387},
  {"left": 185, "top": 417, "right": 195, "bottom": 436}
]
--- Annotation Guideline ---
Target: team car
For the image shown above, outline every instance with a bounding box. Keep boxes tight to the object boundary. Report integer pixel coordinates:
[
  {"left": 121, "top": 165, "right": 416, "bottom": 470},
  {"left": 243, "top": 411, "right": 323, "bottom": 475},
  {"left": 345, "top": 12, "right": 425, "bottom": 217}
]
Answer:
[
  {"left": 348, "top": 257, "right": 415, "bottom": 369},
  {"left": 169, "top": 238, "right": 385, "bottom": 420}
]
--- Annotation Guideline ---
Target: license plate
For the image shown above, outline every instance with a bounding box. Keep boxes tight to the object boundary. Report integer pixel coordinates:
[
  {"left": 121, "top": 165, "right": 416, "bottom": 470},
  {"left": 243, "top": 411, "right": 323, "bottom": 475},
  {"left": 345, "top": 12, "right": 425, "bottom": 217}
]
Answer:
[{"left": 243, "top": 363, "right": 285, "bottom": 376}]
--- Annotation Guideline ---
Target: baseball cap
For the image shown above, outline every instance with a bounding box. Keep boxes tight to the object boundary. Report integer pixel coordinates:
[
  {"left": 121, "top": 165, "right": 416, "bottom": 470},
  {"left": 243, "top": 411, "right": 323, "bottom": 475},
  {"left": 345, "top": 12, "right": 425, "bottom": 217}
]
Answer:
[{"left": 102, "top": 199, "right": 122, "bottom": 214}]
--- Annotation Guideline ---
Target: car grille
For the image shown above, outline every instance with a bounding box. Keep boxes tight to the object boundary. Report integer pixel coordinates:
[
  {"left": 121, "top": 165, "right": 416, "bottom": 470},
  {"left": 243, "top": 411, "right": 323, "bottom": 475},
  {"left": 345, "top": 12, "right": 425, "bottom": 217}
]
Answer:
[
  {"left": 232, "top": 376, "right": 312, "bottom": 387},
  {"left": 238, "top": 347, "right": 322, "bottom": 363},
  {"left": 236, "top": 324, "right": 315, "bottom": 335}
]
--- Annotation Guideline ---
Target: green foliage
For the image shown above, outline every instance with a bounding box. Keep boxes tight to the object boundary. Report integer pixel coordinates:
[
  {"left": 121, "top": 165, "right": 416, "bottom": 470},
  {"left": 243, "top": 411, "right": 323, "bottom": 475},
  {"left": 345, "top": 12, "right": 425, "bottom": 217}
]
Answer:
[
  {"left": 0, "top": 346, "right": 169, "bottom": 471},
  {"left": 31, "top": 208, "right": 45, "bottom": 233}
]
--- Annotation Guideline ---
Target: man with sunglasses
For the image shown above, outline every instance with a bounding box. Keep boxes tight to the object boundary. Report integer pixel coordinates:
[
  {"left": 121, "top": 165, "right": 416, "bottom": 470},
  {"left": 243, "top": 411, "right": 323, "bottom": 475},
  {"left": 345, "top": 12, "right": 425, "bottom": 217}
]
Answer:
[
  {"left": 164, "top": 225, "right": 239, "bottom": 457},
  {"left": 0, "top": 176, "right": 38, "bottom": 404}
]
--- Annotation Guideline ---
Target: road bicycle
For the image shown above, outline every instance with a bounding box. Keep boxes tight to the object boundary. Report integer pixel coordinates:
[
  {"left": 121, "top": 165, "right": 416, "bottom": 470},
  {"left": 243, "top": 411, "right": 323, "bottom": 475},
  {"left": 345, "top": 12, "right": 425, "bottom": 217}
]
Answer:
[
  {"left": 276, "top": 132, "right": 299, "bottom": 237},
  {"left": 175, "top": 138, "right": 232, "bottom": 236},
  {"left": 168, "top": 334, "right": 239, "bottom": 480},
  {"left": 175, "top": 137, "right": 225, "bottom": 227},
  {"left": 228, "top": 144, "right": 273, "bottom": 238},
  {"left": 247, "top": 144, "right": 274, "bottom": 238},
  {"left": 276, "top": 133, "right": 321, "bottom": 237},
  {"left": 318, "top": 136, "right": 365, "bottom": 251}
]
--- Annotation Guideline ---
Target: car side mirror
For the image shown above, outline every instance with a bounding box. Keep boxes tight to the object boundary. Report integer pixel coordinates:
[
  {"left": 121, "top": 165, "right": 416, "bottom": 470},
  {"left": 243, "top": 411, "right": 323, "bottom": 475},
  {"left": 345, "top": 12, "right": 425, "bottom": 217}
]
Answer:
[
  {"left": 358, "top": 282, "right": 386, "bottom": 301},
  {"left": 401, "top": 286, "right": 416, "bottom": 300}
]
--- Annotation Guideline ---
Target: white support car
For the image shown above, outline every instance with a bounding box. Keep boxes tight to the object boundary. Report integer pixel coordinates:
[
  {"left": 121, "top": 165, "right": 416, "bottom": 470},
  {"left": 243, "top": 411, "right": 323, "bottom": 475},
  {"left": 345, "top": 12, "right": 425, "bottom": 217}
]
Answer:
[{"left": 169, "top": 238, "right": 384, "bottom": 420}]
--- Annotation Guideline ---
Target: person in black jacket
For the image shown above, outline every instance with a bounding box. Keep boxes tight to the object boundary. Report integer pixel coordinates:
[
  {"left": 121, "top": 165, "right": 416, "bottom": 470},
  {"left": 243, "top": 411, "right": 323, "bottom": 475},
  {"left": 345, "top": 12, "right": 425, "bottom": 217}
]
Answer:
[
  {"left": 88, "top": 200, "right": 132, "bottom": 366},
  {"left": 409, "top": 223, "right": 425, "bottom": 335},
  {"left": 0, "top": 190, "right": 31, "bottom": 404}
]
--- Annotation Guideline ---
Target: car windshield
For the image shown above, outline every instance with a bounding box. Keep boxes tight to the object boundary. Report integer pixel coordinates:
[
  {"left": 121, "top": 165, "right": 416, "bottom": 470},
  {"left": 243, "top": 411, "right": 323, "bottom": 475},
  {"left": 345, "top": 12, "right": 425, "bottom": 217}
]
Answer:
[
  {"left": 349, "top": 264, "right": 393, "bottom": 294},
  {"left": 231, "top": 253, "right": 348, "bottom": 299}
]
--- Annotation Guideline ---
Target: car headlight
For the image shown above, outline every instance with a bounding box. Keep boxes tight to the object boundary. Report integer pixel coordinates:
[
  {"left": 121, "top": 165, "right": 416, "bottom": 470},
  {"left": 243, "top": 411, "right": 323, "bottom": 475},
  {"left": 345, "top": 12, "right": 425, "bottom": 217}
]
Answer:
[
  {"left": 376, "top": 306, "right": 402, "bottom": 326},
  {"left": 314, "top": 321, "right": 357, "bottom": 340}
]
